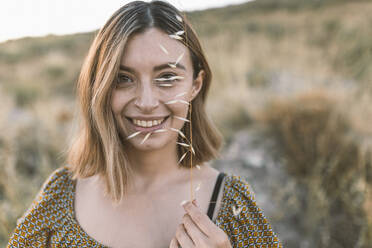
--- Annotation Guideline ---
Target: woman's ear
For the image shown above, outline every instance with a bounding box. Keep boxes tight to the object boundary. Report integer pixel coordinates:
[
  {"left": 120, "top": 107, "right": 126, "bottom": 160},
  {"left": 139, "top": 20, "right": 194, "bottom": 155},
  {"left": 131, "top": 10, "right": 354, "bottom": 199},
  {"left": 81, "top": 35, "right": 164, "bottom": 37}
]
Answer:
[{"left": 190, "top": 69, "right": 204, "bottom": 101}]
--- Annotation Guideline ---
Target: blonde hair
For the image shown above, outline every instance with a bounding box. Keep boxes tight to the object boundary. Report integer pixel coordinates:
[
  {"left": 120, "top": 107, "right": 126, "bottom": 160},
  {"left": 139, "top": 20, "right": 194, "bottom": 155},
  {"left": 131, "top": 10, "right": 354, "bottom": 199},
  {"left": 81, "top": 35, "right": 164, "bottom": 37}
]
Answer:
[{"left": 66, "top": 0, "right": 223, "bottom": 203}]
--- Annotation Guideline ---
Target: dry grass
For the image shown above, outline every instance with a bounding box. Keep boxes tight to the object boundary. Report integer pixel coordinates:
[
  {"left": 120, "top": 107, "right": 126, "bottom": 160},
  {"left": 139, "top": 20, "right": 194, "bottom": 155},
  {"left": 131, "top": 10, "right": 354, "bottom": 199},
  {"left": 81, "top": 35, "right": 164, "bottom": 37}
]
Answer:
[
  {"left": 255, "top": 90, "right": 372, "bottom": 246},
  {"left": 1, "top": 0, "right": 372, "bottom": 246}
]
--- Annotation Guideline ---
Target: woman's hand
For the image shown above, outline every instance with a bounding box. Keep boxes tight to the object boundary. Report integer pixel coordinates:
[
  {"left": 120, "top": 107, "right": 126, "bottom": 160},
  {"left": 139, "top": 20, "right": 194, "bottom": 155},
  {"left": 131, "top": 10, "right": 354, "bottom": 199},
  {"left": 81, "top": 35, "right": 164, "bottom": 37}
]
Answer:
[{"left": 169, "top": 200, "right": 232, "bottom": 248}]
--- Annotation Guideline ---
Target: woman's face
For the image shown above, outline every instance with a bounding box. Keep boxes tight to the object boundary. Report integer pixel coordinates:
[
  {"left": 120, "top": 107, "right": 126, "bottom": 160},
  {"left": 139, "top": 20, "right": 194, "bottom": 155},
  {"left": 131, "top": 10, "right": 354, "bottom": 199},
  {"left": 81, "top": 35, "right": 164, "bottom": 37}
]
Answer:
[{"left": 111, "top": 27, "right": 203, "bottom": 151}]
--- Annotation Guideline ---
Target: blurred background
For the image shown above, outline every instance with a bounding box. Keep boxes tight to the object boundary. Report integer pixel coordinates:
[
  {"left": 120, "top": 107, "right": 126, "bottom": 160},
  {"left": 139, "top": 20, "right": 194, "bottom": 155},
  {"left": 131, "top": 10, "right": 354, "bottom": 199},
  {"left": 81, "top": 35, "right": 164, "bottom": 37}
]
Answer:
[{"left": 1, "top": 0, "right": 372, "bottom": 247}]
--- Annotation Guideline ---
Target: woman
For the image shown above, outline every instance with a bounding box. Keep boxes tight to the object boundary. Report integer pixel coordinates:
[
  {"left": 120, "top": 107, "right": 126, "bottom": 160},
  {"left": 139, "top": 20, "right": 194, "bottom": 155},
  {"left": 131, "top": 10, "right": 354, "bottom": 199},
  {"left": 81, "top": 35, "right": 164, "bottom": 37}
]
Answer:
[{"left": 7, "top": 1, "right": 282, "bottom": 247}]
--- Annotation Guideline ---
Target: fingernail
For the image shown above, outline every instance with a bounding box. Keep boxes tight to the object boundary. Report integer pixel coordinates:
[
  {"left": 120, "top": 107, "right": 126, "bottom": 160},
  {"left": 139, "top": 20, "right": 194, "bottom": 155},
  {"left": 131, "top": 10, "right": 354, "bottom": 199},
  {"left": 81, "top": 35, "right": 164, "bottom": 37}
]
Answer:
[{"left": 180, "top": 200, "right": 188, "bottom": 207}]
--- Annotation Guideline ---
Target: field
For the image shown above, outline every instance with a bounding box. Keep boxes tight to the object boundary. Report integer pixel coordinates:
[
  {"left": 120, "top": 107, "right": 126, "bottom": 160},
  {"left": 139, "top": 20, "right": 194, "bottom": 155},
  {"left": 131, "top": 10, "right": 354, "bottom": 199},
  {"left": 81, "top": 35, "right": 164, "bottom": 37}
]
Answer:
[{"left": 1, "top": 0, "right": 372, "bottom": 246}]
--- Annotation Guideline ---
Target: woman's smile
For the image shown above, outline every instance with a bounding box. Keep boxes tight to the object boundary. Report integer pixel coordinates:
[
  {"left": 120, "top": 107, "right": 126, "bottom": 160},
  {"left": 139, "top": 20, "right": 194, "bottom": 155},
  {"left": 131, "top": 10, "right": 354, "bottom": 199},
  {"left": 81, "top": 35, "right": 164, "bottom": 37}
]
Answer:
[{"left": 125, "top": 115, "right": 170, "bottom": 132}]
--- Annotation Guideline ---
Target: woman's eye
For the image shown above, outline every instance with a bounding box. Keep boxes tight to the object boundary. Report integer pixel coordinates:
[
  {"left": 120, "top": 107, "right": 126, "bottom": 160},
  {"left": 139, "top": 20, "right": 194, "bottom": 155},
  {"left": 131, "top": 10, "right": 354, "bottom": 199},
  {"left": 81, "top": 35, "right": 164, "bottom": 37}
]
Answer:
[
  {"left": 155, "top": 73, "right": 181, "bottom": 85},
  {"left": 162, "top": 73, "right": 176, "bottom": 79},
  {"left": 117, "top": 74, "right": 133, "bottom": 84}
]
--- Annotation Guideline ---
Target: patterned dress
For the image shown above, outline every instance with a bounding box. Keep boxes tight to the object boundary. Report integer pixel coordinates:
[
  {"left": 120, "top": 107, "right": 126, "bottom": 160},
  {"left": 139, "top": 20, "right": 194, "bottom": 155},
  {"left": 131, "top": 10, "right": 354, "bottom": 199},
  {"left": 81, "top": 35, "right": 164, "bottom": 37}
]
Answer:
[{"left": 7, "top": 166, "right": 282, "bottom": 247}]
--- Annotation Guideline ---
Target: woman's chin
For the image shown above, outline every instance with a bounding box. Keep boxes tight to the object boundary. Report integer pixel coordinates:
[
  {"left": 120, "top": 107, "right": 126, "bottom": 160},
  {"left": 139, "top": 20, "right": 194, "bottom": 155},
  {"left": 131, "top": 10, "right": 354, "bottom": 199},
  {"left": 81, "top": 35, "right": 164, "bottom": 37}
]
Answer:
[{"left": 127, "top": 134, "right": 168, "bottom": 151}]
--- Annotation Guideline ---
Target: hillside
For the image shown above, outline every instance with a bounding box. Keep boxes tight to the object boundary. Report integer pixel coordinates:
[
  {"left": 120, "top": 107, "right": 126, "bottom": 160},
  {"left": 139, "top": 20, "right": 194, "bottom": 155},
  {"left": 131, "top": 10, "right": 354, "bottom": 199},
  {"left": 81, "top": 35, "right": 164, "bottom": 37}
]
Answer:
[{"left": 1, "top": 0, "right": 372, "bottom": 246}]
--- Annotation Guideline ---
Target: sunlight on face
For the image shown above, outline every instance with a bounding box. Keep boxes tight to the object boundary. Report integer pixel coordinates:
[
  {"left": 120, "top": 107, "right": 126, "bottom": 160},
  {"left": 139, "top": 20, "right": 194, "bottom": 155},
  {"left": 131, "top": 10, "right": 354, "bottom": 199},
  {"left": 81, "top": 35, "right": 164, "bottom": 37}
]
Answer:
[{"left": 111, "top": 27, "right": 202, "bottom": 152}]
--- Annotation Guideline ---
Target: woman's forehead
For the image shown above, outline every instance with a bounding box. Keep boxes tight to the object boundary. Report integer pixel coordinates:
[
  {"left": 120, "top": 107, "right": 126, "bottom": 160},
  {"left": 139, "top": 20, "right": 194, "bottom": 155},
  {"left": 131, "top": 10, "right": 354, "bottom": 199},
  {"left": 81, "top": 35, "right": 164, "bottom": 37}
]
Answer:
[{"left": 120, "top": 27, "right": 191, "bottom": 70}]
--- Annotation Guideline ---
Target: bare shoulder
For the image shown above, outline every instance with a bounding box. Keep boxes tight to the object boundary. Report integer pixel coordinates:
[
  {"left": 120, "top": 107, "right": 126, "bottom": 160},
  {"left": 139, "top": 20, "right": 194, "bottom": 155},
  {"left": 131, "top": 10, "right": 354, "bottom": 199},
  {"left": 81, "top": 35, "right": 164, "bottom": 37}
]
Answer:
[{"left": 197, "top": 162, "right": 220, "bottom": 180}]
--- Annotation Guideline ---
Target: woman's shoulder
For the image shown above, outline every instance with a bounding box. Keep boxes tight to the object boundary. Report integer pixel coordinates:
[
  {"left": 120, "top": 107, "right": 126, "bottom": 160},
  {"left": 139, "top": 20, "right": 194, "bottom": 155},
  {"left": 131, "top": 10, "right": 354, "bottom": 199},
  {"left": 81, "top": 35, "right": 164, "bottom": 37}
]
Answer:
[
  {"left": 7, "top": 166, "right": 75, "bottom": 247},
  {"left": 217, "top": 172, "right": 283, "bottom": 247},
  {"left": 35, "top": 165, "right": 73, "bottom": 196},
  {"left": 218, "top": 173, "right": 259, "bottom": 210},
  {"left": 19, "top": 166, "right": 73, "bottom": 219},
  {"left": 223, "top": 173, "right": 256, "bottom": 199}
]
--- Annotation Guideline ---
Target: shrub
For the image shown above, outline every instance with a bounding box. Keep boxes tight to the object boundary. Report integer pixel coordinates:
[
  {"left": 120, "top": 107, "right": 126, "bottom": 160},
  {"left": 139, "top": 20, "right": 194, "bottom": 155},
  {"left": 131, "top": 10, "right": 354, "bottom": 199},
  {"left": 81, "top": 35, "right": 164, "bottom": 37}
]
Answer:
[{"left": 256, "top": 91, "right": 372, "bottom": 246}]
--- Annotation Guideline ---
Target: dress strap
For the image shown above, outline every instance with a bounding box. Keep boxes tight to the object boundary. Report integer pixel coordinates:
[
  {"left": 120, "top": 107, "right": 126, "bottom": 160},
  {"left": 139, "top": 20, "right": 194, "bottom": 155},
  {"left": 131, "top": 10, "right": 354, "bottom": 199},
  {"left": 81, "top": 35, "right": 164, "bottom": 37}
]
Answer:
[{"left": 207, "top": 172, "right": 226, "bottom": 220}]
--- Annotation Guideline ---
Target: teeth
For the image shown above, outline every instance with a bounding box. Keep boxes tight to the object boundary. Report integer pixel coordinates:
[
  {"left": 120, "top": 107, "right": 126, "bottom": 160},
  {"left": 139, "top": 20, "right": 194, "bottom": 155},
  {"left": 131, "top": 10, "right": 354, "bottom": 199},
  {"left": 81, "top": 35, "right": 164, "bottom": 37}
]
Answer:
[{"left": 132, "top": 118, "right": 165, "bottom": 128}]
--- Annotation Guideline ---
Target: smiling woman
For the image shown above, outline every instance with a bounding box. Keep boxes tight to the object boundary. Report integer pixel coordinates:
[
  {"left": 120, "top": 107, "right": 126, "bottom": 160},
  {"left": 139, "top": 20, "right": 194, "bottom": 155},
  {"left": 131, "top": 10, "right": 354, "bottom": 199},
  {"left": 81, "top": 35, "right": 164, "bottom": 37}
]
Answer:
[
  {"left": 7, "top": 1, "right": 282, "bottom": 248},
  {"left": 111, "top": 27, "right": 206, "bottom": 168}
]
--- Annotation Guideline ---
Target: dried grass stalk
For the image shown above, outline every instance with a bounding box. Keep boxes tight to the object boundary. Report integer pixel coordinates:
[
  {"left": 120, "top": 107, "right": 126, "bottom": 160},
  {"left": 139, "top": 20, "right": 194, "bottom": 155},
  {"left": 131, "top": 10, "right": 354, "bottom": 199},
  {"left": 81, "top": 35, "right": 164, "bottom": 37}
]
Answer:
[
  {"left": 175, "top": 14, "right": 183, "bottom": 22},
  {"left": 175, "top": 30, "right": 185, "bottom": 36},
  {"left": 175, "top": 92, "right": 187, "bottom": 98},
  {"left": 175, "top": 52, "right": 185, "bottom": 65},
  {"left": 174, "top": 116, "right": 190, "bottom": 122},
  {"left": 126, "top": 131, "right": 142, "bottom": 140},
  {"left": 165, "top": 99, "right": 189, "bottom": 105},
  {"left": 176, "top": 142, "right": 190, "bottom": 147},
  {"left": 155, "top": 76, "right": 184, "bottom": 82},
  {"left": 154, "top": 128, "right": 167, "bottom": 133},
  {"left": 140, "top": 132, "right": 152, "bottom": 145},
  {"left": 170, "top": 127, "right": 186, "bottom": 139},
  {"left": 195, "top": 182, "right": 201, "bottom": 192},
  {"left": 158, "top": 83, "right": 173, "bottom": 87},
  {"left": 159, "top": 44, "right": 169, "bottom": 54},
  {"left": 178, "top": 151, "right": 188, "bottom": 164},
  {"left": 169, "top": 34, "right": 183, "bottom": 40},
  {"left": 168, "top": 63, "right": 177, "bottom": 68}
]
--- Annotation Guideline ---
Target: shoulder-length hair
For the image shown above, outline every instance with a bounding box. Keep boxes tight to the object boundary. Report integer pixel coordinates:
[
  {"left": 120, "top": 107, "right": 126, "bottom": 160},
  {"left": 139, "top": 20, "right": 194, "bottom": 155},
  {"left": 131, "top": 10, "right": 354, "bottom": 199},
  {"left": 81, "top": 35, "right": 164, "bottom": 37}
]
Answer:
[{"left": 66, "top": 0, "right": 223, "bottom": 204}]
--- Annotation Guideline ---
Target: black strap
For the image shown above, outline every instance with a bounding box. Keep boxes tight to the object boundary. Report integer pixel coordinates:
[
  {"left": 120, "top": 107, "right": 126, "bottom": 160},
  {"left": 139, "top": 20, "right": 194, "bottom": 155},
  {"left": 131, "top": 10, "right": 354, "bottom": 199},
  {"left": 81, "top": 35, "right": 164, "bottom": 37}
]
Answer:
[{"left": 207, "top": 172, "right": 226, "bottom": 220}]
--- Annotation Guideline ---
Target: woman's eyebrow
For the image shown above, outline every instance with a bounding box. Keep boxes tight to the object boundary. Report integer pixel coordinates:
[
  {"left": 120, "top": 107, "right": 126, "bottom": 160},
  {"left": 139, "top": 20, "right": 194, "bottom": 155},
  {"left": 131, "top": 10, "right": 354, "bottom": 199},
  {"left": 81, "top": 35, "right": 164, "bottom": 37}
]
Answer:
[
  {"left": 119, "top": 63, "right": 186, "bottom": 73},
  {"left": 119, "top": 65, "right": 135, "bottom": 73},
  {"left": 154, "top": 63, "right": 186, "bottom": 71}
]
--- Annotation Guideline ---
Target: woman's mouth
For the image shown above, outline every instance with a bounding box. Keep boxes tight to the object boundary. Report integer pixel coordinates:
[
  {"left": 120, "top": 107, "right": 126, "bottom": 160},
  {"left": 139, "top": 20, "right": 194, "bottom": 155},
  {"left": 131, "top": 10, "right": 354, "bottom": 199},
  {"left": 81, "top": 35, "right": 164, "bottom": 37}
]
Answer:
[{"left": 126, "top": 116, "right": 170, "bottom": 132}]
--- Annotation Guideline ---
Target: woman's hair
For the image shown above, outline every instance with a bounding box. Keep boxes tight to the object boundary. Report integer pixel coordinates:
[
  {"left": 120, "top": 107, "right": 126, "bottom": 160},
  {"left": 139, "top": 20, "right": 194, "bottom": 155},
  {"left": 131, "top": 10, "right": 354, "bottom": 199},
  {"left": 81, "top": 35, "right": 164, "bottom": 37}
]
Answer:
[{"left": 66, "top": 0, "right": 223, "bottom": 203}]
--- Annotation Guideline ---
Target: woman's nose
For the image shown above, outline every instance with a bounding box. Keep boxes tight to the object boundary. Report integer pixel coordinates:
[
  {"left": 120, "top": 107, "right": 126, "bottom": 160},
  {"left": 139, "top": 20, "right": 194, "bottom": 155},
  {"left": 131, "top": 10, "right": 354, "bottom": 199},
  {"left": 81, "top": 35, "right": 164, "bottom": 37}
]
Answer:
[{"left": 134, "top": 82, "right": 159, "bottom": 112}]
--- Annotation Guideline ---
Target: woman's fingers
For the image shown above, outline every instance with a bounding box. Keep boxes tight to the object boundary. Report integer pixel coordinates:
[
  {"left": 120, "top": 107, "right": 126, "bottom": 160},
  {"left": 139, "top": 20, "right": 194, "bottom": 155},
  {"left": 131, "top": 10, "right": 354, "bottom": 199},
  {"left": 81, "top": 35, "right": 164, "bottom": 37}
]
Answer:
[
  {"left": 182, "top": 200, "right": 232, "bottom": 247},
  {"left": 182, "top": 213, "right": 208, "bottom": 247},
  {"left": 175, "top": 223, "right": 195, "bottom": 248},
  {"left": 182, "top": 200, "right": 217, "bottom": 237},
  {"left": 169, "top": 237, "right": 179, "bottom": 248}
]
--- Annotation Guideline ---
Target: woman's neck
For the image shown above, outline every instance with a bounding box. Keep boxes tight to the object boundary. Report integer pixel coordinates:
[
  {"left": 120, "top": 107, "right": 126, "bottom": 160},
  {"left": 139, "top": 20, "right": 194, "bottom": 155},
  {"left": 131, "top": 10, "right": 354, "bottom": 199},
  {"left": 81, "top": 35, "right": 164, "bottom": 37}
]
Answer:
[{"left": 125, "top": 140, "right": 188, "bottom": 194}]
